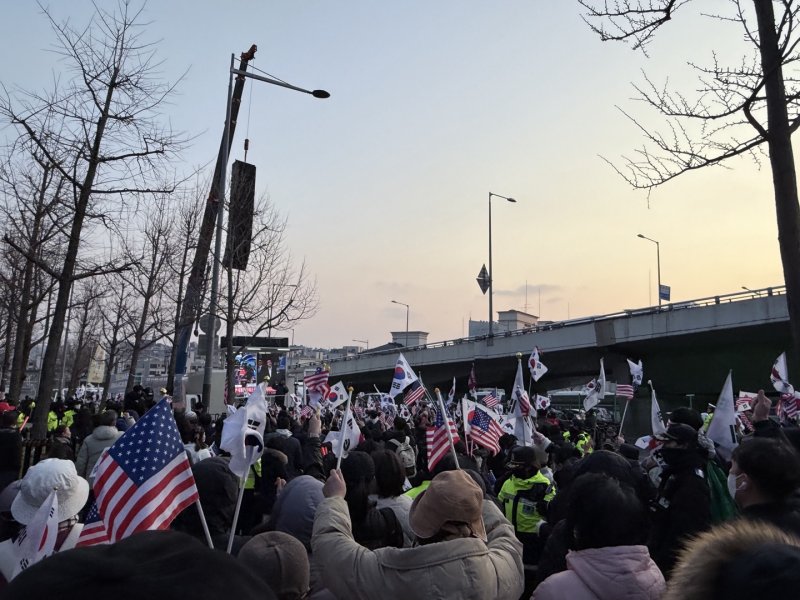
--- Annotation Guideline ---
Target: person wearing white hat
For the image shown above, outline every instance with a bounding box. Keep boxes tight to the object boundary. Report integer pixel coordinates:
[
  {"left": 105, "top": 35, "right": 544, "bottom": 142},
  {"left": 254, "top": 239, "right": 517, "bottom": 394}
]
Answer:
[{"left": 0, "top": 459, "right": 90, "bottom": 583}]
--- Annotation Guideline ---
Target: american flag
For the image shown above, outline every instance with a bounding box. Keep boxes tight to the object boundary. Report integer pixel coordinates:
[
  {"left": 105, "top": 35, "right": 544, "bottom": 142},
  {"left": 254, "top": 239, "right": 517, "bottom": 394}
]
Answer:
[
  {"left": 616, "top": 384, "right": 635, "bottom": 400},
  {"left": 76, "top": 503, "right": 109, "bottom": 547},
  {"left": 468, "top": 364, "right": 477, "bottom": 398},
  {"left": 468, "top": 407, "right": 503, "bottom": 455},
  {"left": 404, "top": 382, "right": 426, "bottom": 406},
  {"left": 304, "top": 367, "right": 329, "bottom": 392},
  {"left": 483, "top": 392, "right": 499, "bottom": 409},
  {"left": 780, "top": 393, "right": 799, "bottom": 419},
  {"left": 426, "top": 407, "right": 460, "bottom": 471},
  {"left": 516, "top": 387, "right": 532, "bottom": 417},
  {"left": 300, "top": 404, "right": 313, "bottom": 419},
  {"left": 91, "top": 399, "right": 199, "bottom": 544}
]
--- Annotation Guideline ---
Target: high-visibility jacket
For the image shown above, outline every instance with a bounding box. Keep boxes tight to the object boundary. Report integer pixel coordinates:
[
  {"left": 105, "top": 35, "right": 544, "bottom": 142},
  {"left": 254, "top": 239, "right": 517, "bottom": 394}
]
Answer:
[
  {"left": 498, "top": 472, "right": 555, "bottom": 535},
  {"left": 245, "top": 459, "right": 262, "bottom": 490},
  {"left": 576, "top": 432, "right": 593, "bottom": 456},
  {"left": 47, "top": 411, "right": 59, "bottom": 432},
  {"left": 61, "top": 409, "right": 76, "bottom": 429},
  {"left": 404, "top": 480, "right": 431, "bottom": 500}
]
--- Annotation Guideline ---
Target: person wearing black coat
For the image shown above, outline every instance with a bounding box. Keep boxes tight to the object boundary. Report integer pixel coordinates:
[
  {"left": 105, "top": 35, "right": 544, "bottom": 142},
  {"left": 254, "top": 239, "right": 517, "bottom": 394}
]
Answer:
[
  {"left": 648, "top": 423, "right": 711, "bottom": 577},
  {"left": 0, "top": 411, "right": 21, "bottom": 494},
  {"left": 731, "top": 436, "right": 800, "bottom": 538},
  {"left": 340, "top": 451, "right": 403, "bottom": 550}
]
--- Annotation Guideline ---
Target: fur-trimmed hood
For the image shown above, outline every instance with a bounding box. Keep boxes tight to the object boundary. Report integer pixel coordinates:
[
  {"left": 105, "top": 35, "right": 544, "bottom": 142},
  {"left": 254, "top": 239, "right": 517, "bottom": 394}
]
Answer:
[{"left": 665, "top": 519, "right": 800, "bottom": 600}]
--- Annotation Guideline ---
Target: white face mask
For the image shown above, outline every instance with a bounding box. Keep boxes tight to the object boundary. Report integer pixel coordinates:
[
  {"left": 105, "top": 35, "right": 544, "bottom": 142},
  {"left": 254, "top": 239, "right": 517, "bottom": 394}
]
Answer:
[{"left": 727, "top": 473, "right": 743, "bottom": 501}]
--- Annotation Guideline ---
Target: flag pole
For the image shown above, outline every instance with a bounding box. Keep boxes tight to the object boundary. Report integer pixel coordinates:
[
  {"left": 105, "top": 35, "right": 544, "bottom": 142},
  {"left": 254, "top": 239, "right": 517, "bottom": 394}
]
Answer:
[
  {"left": 461, "top": 396, "right": 471, "bottom": 457},
  {"left": 435, "top": 388, "right": 460, "bottom": 469},
  {"left": 195, "top": 498, "right": 215, "bottom": 549},
  {"left": 227, "top": 444, "right": 254, "bottom": 554},
  {"left": 335, "top": 388, "right": 354, "bottom": 471},
  {"left": 618, "top": 398, "right": 631, "bottom": 439}
]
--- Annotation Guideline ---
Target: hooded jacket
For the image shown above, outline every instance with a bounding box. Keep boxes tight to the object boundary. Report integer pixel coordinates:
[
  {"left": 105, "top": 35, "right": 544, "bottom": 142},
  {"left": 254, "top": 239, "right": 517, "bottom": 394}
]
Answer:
[
  {"left": 311, "top": 496, "right": 524, "bottom": 600},
  {"left": 75, "top": 426, "right": 122, "bottom": 482},
  {"left": 534, "top": 545, "right": 665, "bottom": 600}
]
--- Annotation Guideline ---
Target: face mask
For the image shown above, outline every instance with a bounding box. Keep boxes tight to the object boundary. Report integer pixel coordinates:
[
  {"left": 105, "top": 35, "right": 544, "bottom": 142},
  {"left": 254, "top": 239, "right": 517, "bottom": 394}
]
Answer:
[
  {"left": 657, "top": 447, "right": 685, "bottom": 465},
  {"left": 727, "top": 473, "right": 743, "bottom": 501}
]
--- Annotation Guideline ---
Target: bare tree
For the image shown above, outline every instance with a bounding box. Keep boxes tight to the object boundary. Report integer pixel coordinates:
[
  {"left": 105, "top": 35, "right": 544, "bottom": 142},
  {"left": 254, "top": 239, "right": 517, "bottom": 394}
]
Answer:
[
  {"left": 66, "top": 284, "right": 105, "bottom": 394},
  {"left": 580, "top": 0, "right": 800, "bottom": 354},
  {"left": 120, "top": 197, "right": 174, "bottom": 392},
  {"left": 220, "top": 194, "right": 318, "bottom": 401},
  {"left": 0, "top": 129, "right": 70, "bottom": 402},
  {"left": 98, "top": 276, "right": 136, "bottom": 403},
  {"left": 163, "top": 184, "right": 204, "bottom": 388},
  {"left": 0, "top": 2, "right": 185, "bottom": 438}
]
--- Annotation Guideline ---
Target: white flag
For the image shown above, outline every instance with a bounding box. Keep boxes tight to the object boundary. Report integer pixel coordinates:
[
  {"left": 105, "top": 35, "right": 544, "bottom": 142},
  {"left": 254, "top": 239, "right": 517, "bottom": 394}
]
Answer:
[
  {"left": 220, "top": 384, "right": 267, "bottom": 479},
  {"left": 389, "top": 353, "right": 419, "bottom": 399},
  {"left": 583, "top": 358, "right": 606, "bottom": 411},
  {"left": 462, "top": 397, "right": 476, "bottom": 435},
  {"left": 448, "top": 377, "right": 456, "bottom": 404},
  {"left": 12, "top": 490, "right": 58, "bottom": 579},
  {"left": 528, "top": 347, "right": 548, "bottom": 382},
  {"left": 627, "top": 359, "right": 643, "bottom": 388},
  {"left": 328, "top": 381, "right": 349, "bottom": 409},
  {"left": 649, "top": 381, "right": 666, "bottom": 437},
  {"left": 771, "top": 352, "right": 794, "bottom": 395},
  {"left": 534, "top": 395, "right": 550, "bottom": 411},
  {"left": 707, "top": 371, "right": 738, "bottom": 455},
  {"left": 325, "top": 402, "right": 361, "bottom": 458}
]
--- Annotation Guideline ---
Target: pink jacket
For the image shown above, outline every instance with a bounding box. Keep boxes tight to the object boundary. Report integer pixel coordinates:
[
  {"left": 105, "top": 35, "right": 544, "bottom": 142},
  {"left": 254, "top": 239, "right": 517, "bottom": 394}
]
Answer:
[{"left": 533, "top": 545, "right": 665, "bottom": 600}]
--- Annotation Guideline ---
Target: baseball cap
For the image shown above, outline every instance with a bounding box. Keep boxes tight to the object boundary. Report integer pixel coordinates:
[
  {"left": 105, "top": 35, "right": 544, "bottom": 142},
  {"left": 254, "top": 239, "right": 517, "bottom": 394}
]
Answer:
[{"left": 655, "top": 423, "right": 699, "bottom": 445}]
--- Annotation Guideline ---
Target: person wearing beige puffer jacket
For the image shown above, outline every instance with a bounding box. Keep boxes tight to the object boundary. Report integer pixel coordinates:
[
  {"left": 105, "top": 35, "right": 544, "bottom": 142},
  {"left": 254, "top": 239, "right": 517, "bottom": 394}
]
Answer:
[{"left": 311, "top": 469, "right": 524, "bottom": 600}]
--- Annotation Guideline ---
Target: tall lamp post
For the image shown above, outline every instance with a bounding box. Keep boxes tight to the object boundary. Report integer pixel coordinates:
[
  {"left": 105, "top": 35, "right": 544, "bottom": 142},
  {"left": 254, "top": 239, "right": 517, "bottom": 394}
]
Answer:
[
  {"left": 391, "top": 300, "right": 410, "bottom": 347},
  {"left": 637, "top": 234, "right": 662, "bottom": 306},
  {"left": 201, "top": 54, "right": 329, "bottom": 405},
  {"left": 489, "top": 192, "right": 517, "bottom": 339}
]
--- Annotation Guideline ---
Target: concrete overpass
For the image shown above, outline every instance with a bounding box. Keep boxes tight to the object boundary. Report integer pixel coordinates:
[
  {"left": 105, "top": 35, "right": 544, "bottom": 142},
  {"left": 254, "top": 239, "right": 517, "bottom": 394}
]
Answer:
[{"left": 326, "top": 286, "right": 791, "bottom": 433}]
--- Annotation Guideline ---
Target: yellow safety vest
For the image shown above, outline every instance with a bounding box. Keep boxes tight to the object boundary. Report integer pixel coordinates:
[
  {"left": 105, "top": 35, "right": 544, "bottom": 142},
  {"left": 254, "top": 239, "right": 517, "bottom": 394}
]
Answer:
[
  {"left": 404, "top": 480, "right": 431, "bottom": 500},
  {"left": 498, "top": 472, "right": 556, "bottom": 535}
]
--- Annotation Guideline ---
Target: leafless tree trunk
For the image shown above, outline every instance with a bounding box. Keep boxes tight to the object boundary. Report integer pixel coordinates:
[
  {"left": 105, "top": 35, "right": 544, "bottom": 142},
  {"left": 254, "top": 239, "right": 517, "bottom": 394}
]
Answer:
[
  {"left": 122, "top": 200, "right": 173, "bottom": 392},
  {"left": 165, "top": 187, "right": 203, "bottom": 390},
  {"left": 0, "top": 3, "right": 185, "bottom": 438},
  {"left": 580, "top": 0, "right": 800, "bottom": 355}
]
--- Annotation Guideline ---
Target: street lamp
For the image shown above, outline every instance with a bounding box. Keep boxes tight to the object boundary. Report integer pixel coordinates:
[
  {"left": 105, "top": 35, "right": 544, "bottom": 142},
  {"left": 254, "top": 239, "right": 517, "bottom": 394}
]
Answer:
[
  {"left": 391, "top": 300, "right": 410, "bottom": 347},
  {"left": 352, "top": 339, "right": 369, "bottom": 350},
  {"left": 637, "top": 234, "right": 662, "bottom": 306},
  {"left": 202, "top": 53, "right": 329, "bottom": 404},
  {"left": 489, "top": 192, "right": 517, "bottom": 339}
]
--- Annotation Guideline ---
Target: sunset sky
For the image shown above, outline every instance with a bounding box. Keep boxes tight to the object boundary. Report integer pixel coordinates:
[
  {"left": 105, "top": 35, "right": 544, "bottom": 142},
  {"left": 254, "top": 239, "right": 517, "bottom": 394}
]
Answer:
[{"left": 0, "top": 1, "right": 786, "bottom": 348}]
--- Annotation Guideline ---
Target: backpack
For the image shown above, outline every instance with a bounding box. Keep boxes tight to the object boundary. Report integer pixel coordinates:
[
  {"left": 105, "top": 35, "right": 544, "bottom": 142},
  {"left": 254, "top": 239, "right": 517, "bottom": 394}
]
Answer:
[
  {"left": 706, "top": 459, "right": 738, "bottom": 524},
  {"left": 389, "top": 436, "right": 417, "bottom": 478}
]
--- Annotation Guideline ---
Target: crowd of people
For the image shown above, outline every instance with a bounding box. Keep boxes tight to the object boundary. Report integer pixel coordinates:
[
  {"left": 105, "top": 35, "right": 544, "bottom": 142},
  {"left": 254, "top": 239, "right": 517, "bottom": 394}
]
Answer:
[{"left": 0, "top": 386, "right": 799, "bottom": 599}]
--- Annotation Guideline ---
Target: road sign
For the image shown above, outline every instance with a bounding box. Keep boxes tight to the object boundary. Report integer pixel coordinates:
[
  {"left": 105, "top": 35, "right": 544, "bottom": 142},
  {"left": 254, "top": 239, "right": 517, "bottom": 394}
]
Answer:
[
  {"left": 476, "top": 264, "right": 490, "bottom": 294},
  {"left": 659, "top": 284, "right": 671, "bottom": 301}
]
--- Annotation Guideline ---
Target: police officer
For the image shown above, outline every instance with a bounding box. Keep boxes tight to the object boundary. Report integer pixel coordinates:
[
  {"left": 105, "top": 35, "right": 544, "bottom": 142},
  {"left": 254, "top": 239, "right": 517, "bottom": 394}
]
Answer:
[{"left": 497, "top": 445, "right": 556, "bottom": 563}]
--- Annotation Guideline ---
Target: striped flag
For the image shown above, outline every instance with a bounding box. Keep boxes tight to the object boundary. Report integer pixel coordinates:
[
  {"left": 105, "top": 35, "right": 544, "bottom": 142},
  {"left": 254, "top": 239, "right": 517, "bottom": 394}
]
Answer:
[
  {"left": 76, "top": 503, "right": 109, "bottom": 547},
  {"left": 426, "top": 406, "right": 460, "bottom": 471},
  {"left": 404, "top": 382, "right": 426, "bottom": 406},
  {"left": 92, "top": 398, "right": 199, "bottom": 544},
  {"left": 467, "top": 405, "right": 503, "bottom": 455},
  {"left": 300, "top": 405, "right": 313, "bottom": 419},
  {"left": 304, "top": 367, "right": 329, "bottom": 392},
  {"left": 483, "top": 391, "right": 500, "bottom": 409},
  {"left": 616, "top": 384, "right": 635, "bottom": 400},
  {"left": 468, "top": 364, "right": 477, "bottom": 399}
]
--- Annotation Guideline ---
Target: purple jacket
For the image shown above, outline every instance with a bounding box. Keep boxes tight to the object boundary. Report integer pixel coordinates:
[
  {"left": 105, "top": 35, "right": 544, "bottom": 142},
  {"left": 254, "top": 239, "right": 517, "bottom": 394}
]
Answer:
[{"left": 533, "top": 545, "right": 665, "bottom": 600}]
